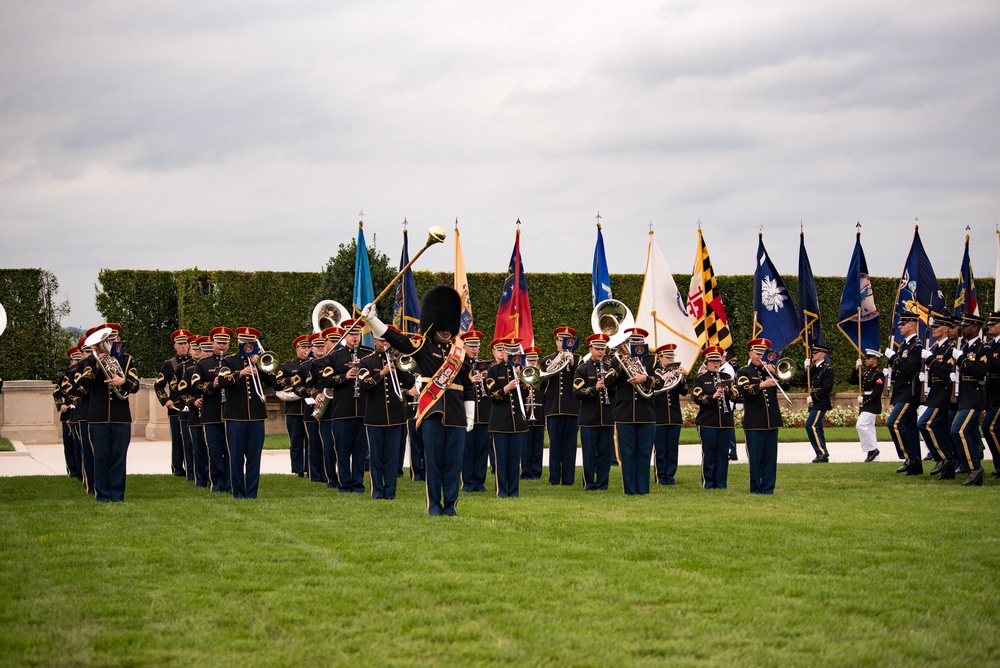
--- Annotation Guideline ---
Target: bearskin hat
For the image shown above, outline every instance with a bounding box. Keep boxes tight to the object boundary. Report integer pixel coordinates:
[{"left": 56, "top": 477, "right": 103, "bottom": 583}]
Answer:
[{"left": 420, "top": 285, "right": 462, "bottom": 336}]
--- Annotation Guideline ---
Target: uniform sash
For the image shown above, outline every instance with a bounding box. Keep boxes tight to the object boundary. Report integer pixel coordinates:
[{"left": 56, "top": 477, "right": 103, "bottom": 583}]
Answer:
[{"left": 415, "top": 337, "right": 466, "bottom": 428}]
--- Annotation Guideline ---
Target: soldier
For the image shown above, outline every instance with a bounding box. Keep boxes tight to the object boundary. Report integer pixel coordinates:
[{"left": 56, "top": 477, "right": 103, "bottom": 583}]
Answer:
[
  {"left": 320, "top": 319, "right": 371, "bottom": 494},
  {"left": 652, "top": 344, "right": 687, "bottom": 486},
  {"left": 541, "top": 327, "right": 580, "bottom": 486},
  {"left": 950, "top": 313, "right": 988, "bottom": 486},
  {"left": 275, "top": 334, "right": 311, "bottom": 477},
  {"left": 296, "top": 333, "right": 331, "bottom": 483},
  {"left": 154, "top": 329, "right": 194, "bottom": 478},
  {"left": 521, "top": 346, "right": 545, "bottom": 480},
  {"left": 884, "top": 313, "right": 924, "bottom": 475},
  {"left": 486, "top": 338, "right": 529, "bottom": 498},
  {"left": 460, "top": 330, "right": 491, "bottom": 492},
  {"left": 849, "top": 349, "right": 884, "bottom": 462},
  {"left": 177, "top": 335, "right": 210, "bottom": 487},
  {"left": 736, "top": 338, "right": 783, "bottom": 495},
  {"left": 916, "top": 315, "right": 956, "bottom": 477},
  {"left": 804, "top": 344, "right": 834, "bottom": 463},
  {"left": 982, "top": 312, "right": 1000, "bottom": 479},
  {"left": 691, "top": 346, "right": 735, "bottom": 489},
  {"left": 55, "top": 346, "right": 82, "bottom": 481},
  {"left": 190, "top": 326, "right": 233, "bottom": 493},
  {"left": 573, "top": 333, "right": 616, "bottom": 491},
  {"left": 403, "top": 333, "right": 426, "bottom": 482},
  {"left": 72, "top": 335, "right": 95, "bottom": 496}
]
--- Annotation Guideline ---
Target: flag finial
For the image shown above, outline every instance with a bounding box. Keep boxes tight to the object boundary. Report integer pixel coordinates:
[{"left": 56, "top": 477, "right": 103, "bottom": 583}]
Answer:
[
  {"left": 402, "top": 217, "right": 408, "bottom": 229},
  {"left": 596, "top": 212, "right": 602, "bottom": 230},
  {"left": 697, "top": 218, "right": 702, "bottom": 229},
  {"left": 914, "top": 216, "right": 919, "bottom": 231},
  {"left": 800, "top": 221, "right": 804, "bottom": 235},
  {"left": 358, "top": 210, "right": 365, "bottom": 228},
  {"left": 454, "top": 218, "right": 459, "bottom": 230},
  {"left": 516, "top": 218, "right": 521, "bottom": 229}
]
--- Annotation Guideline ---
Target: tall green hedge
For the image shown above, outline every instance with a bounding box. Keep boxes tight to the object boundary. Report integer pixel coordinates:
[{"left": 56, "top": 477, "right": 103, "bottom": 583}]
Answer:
[{"left": 0, "top": 269, "right": 70, "bottom": 381}]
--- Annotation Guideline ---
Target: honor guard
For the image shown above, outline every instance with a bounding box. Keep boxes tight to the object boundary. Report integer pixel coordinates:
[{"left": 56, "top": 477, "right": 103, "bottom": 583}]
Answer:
[
  {"left": 296, "top": 333, "right": 331, "bottom": 483},
  {"left": 190, "top": 327, "right": 234, "bottom": 493},
  {"left": 573, "top": 333, "right": 616, "bottom": 491},
  {"left": 486, "top": 337, "right": 529, "bottom": 498},
  {"left": 982, "top": 312, "right": 1000, "bottom": 478},
  {"left": 652, "top": 344, "right": 687, "bottom": 486},
  {"left": 320, "top": 319, "right": 371, "bottom": 494},
  {"left": 604, "top": 328, "right": 660, "bottom": 495},
  {"left": 736, "top": 338, "right": 783, "bottom": 495},
  {"left": 950, "top": 313, "right": 988, "bottom": 486},
  {"left": 916, "top": 315, "right": 957, "bottom": 477},
  {"left": 849, "top": 349, "right": 885, "bottom": 462},
  {"left": 359, "top": 325, "right": 414, "bottom": 499},
  {"left": 884, "top": 313, "right": 924, "bottom": 475},
  {"left": 177, "top": 335, "right": 211, "bottom": 487},
  {"left": 362, "top": 286, "right": 476, "bottom": 516},
  {"left": 155, "top": 329, "right": 195, "bottom": 479},
  {"left": 804, "top": 344, "right": 834, "bottom": 463},
  {"left": 691, "top": 346, "right": 734, "bottom": 489},
  {"left": 521, "top": 346, "right": 546, "bottom": 480},
  {"left": 460, "top": 330, "right": 491, "bottom": 493},
  {"left": 541, "top": 327, "right": 581, "bottom": 486},
  {"left": 76, "top": 323, "right": 140, "bottom": 502},
  {"left": 275, "top": 335, "right": 311, "bottom": 477},
  {"left": 55, "top": 347, "right": 82, "bottom": 481}
]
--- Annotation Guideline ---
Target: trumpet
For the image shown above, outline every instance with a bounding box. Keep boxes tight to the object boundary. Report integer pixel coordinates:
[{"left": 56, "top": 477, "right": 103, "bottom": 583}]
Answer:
[{"left": 83, "top": 327, "right": 127, "bottom": 400}]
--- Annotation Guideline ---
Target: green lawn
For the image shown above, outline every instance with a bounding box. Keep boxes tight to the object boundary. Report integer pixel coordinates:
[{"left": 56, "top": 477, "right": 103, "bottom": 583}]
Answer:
[{"left": 1, "top": 466, "right": 998, "bottom": 666}]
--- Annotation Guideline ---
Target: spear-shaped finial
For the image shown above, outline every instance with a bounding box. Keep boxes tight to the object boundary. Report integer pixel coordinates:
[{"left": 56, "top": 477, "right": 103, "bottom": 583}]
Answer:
[{"left": 596, "top": 211, "right": 602, "bottom": 230}]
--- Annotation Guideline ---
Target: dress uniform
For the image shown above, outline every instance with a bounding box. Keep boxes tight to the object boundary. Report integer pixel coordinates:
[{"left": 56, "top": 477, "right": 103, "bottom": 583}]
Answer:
[
  {"left": 190, "top": 327, "right": 234, "bottom": 493},
  {"left": 486, "top": 338, "right": 529, "bottom": 498},
  {"left": 804, "top": 344, "right": 834, "bottom": 462},
  {"left": 363, "top": 286, "right": 476, "bottom": 516},
  {"left": 76, "top": 323, "right": 140, "bottom": 502},
  {"left": 71, "top": 335, "right": 95, "bottom": 495},
  {"left": 573, "top": 334, "right": 616, "bottom": 491},
  {"left": 981, "top": 312, "right": 1000, "bottom": 479},
  {"left": 460, "top": 330, "right": 491, "bottom": 492},
  {"left": 275, "top": 335, "right": 311, "bottom": 477},
  {"left": 320, "top": 319, "right": 371, "bottom": 493},
  {"left": 849, "top": 349, "right": 884, "bottom": 462},
  {"left": 915, "top": 315, "right": 957, "bottom": 476},
  {"left": 403, "top": 335, "right": 426, "bottom": 482},
  {"left": 55, "top": 347, "right": 82, "bottom": 481},
  {"left": 604, "top": 328, "right": 660, "bottom": 495},
  {"left": 736, "top": 338, "right": 783, "bottom": 495},
  {"left": 652, "top": 344, "right": 686, "bottom": 486},
  {"left": 521, "top": 346, "right": 546, "bottom": 480},
  {"left": 359, "top": 326, "right": 413, "bottom": 499},
  {"left": 154, "top": 329, "right": 194, "bottom": 478},
  {"left": 885, "top": 313, "right": 924, "bottom": 474},
  {"left": 177, "top": 336, "right": 211, "bottom": 487},
  {"left": 296, "top": 333, "right": 330, "bottom": 483},
  {"left": 691, "top": 346, "right": 734, "bottom": 489},
  {"left": 949, "top": 313, "right": 988, "bottom": 486},
  {"left": 541, "top": 327, "right": 581, "bottom": 486}
]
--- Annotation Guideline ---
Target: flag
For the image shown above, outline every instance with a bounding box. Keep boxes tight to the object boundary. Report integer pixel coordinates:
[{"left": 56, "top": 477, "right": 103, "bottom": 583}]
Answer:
[
  {"left": 494, "top": 226, "right": 534, "bottom": 348},
  {"left": 392, "top": 225, "right": 421, "bottom": 336},
  {"left": 592, "top": 222, "right": 612, "bottom": 307},
  {"left": 797, "top": 230, "right": 823, "bottom": 348},
  {"left": 994, "top": 230, "right": 1000, "bottom": 312},
  {"left": 890, "top": 226, "right": 945, "bottom": 345},
  {"left": 454, "top": 222, "right": 474, "bottom": 334},
  {"left": 686, "top": 227, "right": 733, "bottom": 352},
  {"left": 353, "top": 222, "right": 376, "bottom": 348},
  {"left": 837, "top": 231, "right": 880, "bottom": 355},
  {"left": 752, "top": 232, "right": 800, "bottom": 355},
  {"left": 635, "top": 230, "right": 700, "bottom": 372},
  {"left": 953, "top": 233, "right": 978, "bottom": 318}
]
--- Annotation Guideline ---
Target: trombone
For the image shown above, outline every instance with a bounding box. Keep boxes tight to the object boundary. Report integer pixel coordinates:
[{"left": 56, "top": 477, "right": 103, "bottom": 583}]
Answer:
[{"left": 762, "top": 358, "right": 794, "bottom": 406}]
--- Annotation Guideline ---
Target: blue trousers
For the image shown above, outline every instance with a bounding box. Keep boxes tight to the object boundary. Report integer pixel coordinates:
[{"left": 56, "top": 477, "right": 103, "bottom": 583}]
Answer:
[
  {"left": 286, "top": 415, "right": 306, "bottom": 475},
  {"left": 918, "top": 407, "right": 953, "bottom": 462},
  {"left": 88, "top": 423, "right": 130, "bottom": 502},
  {"left": 304, "top": 420, "right": 327, "bottom": 482},
  {"left": 397, "top": 425, "right": 408, "bottom": 476},
  {"left": 546, "top": 416, "right": 578, "bottom": 485},
  {"left": 654, "top": 424, "right": 681, "bottom": 485},
  {"left": 745, "top": 429, "right": 778, "bottom": 495},
  {"left": 319, "top": 420, "right": 338, "bottom": 487},
  {"left": 616, "top": 423, "right": 654, "bottom": 495},
  {"left": 951, "top": 409, "right": 983, "bottom": 472},
  {"left": 367, "top": 425, "right": 402, "bottom": 499},
  {"left": 75, "top": 422, "right": 94, "bottom": 495},
  {"left": 169, "top": 414, "right": 185, "bottom": 476},
  {"left": 887, "top": 402, "right": 920, "bottom": 462},
  {"left": 204, "top": 423, "right": 231, "bottom": 493},
  {"left": 225, "top": 420, "right": 265, "bottom": 499},
  {"left": 522, "top": 426, "right": 545, "bottom": 479},
  {"left": 580, "top": 426, "right": 613, "bottom": 490},
  {"left": 62, "top": 421, "right": 80, "bottom": 480},
  {"left": 333, "top": 418, "right": 367, "bottom": 493},
  {"left": 420, "top": 415, "right": 464, "bottom": 515},
  {"left": 179, "top": 418, "right": 194, "bottom": 481},
  {"left": 493, "top": 432, "right": 524, "bottom": 497},
  {"left": 981, "top": 406, "right": 1000, "bottom": 470},
  {"left": 190, "top": 425, "right": 210, "bottom": 487},
  {"left": 462, "top": 423, "right": 490, "bottom": 492},
  {"left": 700, "top": 426, "right": 733, "bottom": 489},
  {"left": 407, "top": 419, "right": 425, "bottom": 480},
  {"left": 805, "top": 409, "right": 828, "bottom": 458}
]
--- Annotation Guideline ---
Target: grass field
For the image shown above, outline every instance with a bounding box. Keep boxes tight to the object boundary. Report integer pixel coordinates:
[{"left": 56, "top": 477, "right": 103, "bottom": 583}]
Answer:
[{"left": 2, "top": 465, "right": 999, "bottom": 667}]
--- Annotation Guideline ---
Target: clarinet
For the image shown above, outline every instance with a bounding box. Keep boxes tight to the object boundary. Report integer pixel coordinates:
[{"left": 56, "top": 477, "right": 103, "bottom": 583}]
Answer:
[
  {"left": 217, "top": 352, "right": 227, "bottom": 406},
  {"left": 714, "top": 370, "right": 730, "bottom": 414},
  {"left": 352, "top": 344, "right": 360, "bottom": 398},
  {"left": 598, "top": 357, "right": 610, "bottom": 405}
]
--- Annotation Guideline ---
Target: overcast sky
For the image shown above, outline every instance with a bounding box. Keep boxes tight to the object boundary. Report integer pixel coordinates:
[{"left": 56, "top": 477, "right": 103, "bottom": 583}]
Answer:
[{"left": 2, "top": 0, "right": 999, "bottom": 329}]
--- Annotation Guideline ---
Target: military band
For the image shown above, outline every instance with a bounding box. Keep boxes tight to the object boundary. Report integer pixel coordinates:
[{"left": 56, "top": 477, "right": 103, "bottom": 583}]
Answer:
[
  {"left": 652, "top": 344, "right": 686, "bottom": 486},
  {"left": 691, "top": 346, "right": 733, "bottom": 489},
  {"left": 573, "top": 333, "right": 616, "bottom": 491},
  {"left": 541, "top": 327, "right": 580, "bottom": 486}
]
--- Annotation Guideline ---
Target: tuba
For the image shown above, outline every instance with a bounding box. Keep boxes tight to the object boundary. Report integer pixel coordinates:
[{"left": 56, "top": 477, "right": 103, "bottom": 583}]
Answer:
[
  {"left": 312, "top": 300, "right": 351, "bottom": 334},
  {"left": 591, "top": 299, "right": 654, "bottom": 399},
  {"left": 83, "top": 327, "right": 128, "bottom": 400}
]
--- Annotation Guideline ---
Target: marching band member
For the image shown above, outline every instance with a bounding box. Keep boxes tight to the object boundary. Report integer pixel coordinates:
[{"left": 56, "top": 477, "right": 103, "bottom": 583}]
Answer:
[
  {"left": 322, "top": 318, "right": 371, "bottom": 494},
  {"left": 404, "top": 333, "right": 426, "bottom": 482},
  {"left": 460, "top": 330, "right": 490, "bottom": 493},
  {"left": 177, "top": 335, "right": 211, "bottom": 487},
  {"left": 274, "top": 335, "right": 311, "bottom": 477},
  {"left": 362, "top": 286, "right": 476, "bottom": 517},
  {"left": 296, "top": 333, "right": 331, "bottom": 483},
  {"left": 950, "top": 313, "right": 988, "bottom": 486},
  {"left": 191, "top": 327, "right": 233, "bottom": 493},
  {"left": 691, "top": 346, "right": 734, "bottom": 489},
  {"left": 604, "top": 327, "right": 660, "bottom": 495},
  {"left": 521, "top": 346, "right": 545, "bottom": 480},
  {"left": 541, "top": 327, "right": 580, "bottom": 486},
  {"left": 849, "top": 349, "right": 884, "bottom": 462},
  {"left": 884, "top": 313, "right": 924, "bottom": 475},
  {"left": 652, "top": 344, "right": 687, "bottom": 486},
  {"left": 916, "top": 315, "right": 956, "bottom": 477},
  {"left": 155, "top": 329, "right": 194, "bottom": 479},
  {"left": 71, "top": 335, "right": 95, "bottom": 496},
  {"left": 573, "top": 333, "right": 616, "bottom": 491},
  {"left": 804, "top": 344, "right": 834, "bottom": 463},
  {"left": 982, "top": 312, "right": 1000, "bottom": 479},
  {"left": 486, "top": 337, "right": 529, "bottom": 498},
  {"left": 55, "top": 347, "right": 82, "bottom": 482},
  {"left": 736, "top": 338, "right": 783, "bottom": 495}
]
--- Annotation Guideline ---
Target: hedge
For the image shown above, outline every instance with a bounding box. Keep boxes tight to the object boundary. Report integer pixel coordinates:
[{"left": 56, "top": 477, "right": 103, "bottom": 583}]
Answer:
[{"left": 0, "top": 269, "right": 69, "bottom": 381}]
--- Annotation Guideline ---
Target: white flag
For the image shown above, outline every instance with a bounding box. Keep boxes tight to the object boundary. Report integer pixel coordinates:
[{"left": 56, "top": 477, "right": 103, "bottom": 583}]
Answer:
[
  {"left": 635, "top": 231, "right": 701, "bottom": 372},
  {"left": 994, "top": 230, "right": 1000, "bottom": 312}
]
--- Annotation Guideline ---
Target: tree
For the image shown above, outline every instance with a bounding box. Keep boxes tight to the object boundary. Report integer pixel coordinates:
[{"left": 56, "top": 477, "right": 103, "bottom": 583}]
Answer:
[{"left": 314, "top": 235, "right": 397, "bottom": 323}]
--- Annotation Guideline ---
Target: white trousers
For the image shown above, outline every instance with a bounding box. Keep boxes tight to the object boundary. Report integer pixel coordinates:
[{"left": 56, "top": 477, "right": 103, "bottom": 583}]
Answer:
[{"left": 857, "top": 411, "right": 879, "bottom": 454}]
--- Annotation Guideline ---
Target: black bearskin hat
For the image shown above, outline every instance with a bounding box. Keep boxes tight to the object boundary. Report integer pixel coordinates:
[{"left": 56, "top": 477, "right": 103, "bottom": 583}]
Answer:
[{"left": 420, "top": 285, "right": 462, "bottom": 336}]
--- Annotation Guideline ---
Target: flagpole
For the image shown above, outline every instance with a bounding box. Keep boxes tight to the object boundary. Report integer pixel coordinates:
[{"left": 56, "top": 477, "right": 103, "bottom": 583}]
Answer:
[{"left": 857, "top": 306, "right": 863, "bottom": 394}]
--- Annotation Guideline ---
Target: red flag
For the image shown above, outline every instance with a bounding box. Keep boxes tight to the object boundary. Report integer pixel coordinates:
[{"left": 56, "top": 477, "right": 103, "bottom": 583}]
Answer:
[{"left": 494, "top": 226, "right": 534, "bottom": 348}]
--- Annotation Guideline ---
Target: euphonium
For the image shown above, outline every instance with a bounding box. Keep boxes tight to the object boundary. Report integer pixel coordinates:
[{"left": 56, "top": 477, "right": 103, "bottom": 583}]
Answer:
[
  {"left": 519, "top": 350, "right": 572, "bottom": 388},
  {"left": 83, "top": 327, "right": 128, "bottom": 400},
  {"left": 651, "top": 361, "right": 685, "bottom": 394}
]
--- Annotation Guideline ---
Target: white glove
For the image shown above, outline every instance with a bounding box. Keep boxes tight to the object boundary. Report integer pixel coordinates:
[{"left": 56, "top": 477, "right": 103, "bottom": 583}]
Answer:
[
  {"left": 856, "top": 396, "right": 864, "bottom": 405},
  {"left": 361, "top": 302, "right": 388, "bottom": 338},
  {"left": 952, "top": 348, "right": 962, "bottom": 361},
  {"left": 855, "top": 358, "right": 863, "bottom": 368},
  {"left": 883, "top": 368, "right": 892, "bottom": 380},
  {"left": 918, "top": 372, "right": 927, "bottom": 382},
  {"left": 804, "top": 358, "right": 811, "bottom": 368},
  {"left": 464, "top": 400, "right": 475, "bottom": 432},
  {"left": 884, "top": 346, "right": 895, "bottom": 359},
  {"left": 921, "top": 349, "right": 932, "bottom": 360},
  {"left": 950, "top": 372, "right": 959, "bottom": 383},
  {"left": 806, "top": 397, "right": 813, "bottom": 407}
]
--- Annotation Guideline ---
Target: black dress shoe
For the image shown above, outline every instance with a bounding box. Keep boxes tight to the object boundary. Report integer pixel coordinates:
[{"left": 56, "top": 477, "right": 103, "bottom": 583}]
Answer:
[
  {"left": 904, "top": 464, "right": 923, "bottom": 476},
  {"left": 930, "top": 459, "right": 953, "bottom": 476},
  {"left": 729, "top": 450, "right": 738, "bottom": 461},
  {"left": 865, "top": 449, "right": 880, "bottom": 463},
  {"left": 811, "top": 456, "right": 821, "bottom": 463},
  {"left": 896, "top": 460, "right": 911, "bottom": 473},
  {"left": 816, "top": 456, "right": 829, "bottom": 463},
  {"left": 935, "top": 470, "right": 956, "bottom": 480},
  {"left": 991, "top": 469, "right": 1000, "bottom": 479},
  {"left": 962, "top": 468, "right": 985, "bottom": 486},
  {"left": 923, "top": 452, "right": 935, "bottom": 461}
]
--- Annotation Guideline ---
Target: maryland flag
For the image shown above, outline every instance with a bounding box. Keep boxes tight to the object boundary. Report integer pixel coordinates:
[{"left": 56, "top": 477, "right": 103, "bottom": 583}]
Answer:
[{"left": 686, "top": 226, "right": 733, "bottom": 352}]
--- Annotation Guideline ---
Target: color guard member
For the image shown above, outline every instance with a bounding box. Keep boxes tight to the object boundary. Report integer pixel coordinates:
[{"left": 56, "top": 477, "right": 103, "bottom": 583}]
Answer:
[
  {"left": 849, "top": 349, "right": 884, "bottom": 462},
  {"left": 884, "top": 313, "right": 924, "bottom": 475},
  {"left": 982, "top": 312, "right": 1000, "bottom": 478},
  {"left": 916, "top": 315, "right": 956, "bottom": 477},
  {"left": 950, "top": 313, "right": 988, "bottom": 486},
  {"left": 804, "top": 344, "right": 834, "bottom": 463}
]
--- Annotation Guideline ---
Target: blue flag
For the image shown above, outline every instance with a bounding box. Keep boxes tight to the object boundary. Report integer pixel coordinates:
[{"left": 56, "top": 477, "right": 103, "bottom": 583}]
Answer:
[
  {"left": 837, "top": 231, "right": 880, "bottom": 355},
  {"left": 753, "top": 233, "right": 800, "bottom": 355},
  {"left": 592, "top": 223, "right": 612, "bottom": 307},
  {"left": 797, "top": 230, "right": 823, "bottom": 349},
  {"left": 393, "top": 226, "right": 421, "bottom": 336},
  {"left": 890, "top": 226, "right": 945, "bottom": 346},
  {"left": 353, "top": 223, "right": 376, "bottom": 348},
  {"left": 953, "top": 234, "right": 979, "bottom": 318}
]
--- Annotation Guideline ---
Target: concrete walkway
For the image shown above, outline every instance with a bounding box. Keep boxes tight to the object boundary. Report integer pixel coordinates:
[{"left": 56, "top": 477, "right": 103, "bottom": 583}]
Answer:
[{"left": 0, "top": 439, "right": 890, "bottom": 477}]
